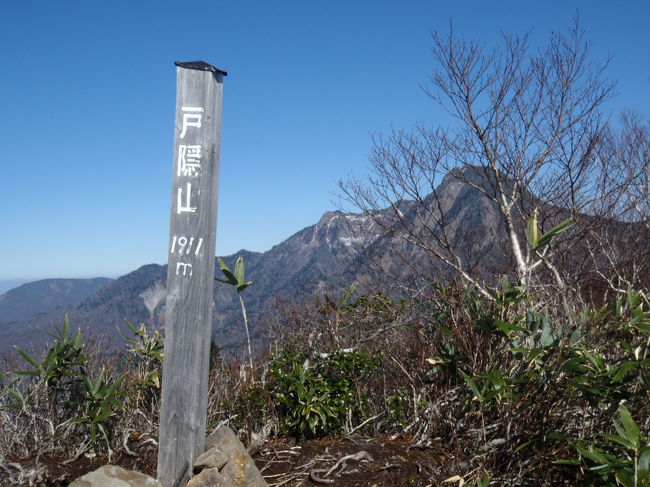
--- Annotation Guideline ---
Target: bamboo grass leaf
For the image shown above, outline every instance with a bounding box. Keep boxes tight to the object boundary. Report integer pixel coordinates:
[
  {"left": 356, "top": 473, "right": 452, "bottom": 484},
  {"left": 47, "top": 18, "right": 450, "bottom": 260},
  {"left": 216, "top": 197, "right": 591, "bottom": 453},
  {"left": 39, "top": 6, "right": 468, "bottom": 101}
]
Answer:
[
  {"left": 639, "top": 448, "right": 650, "bottom": 474},
  {"left": 527, "top": 209, "right": 539, "bottom": 248},
  {"left": 234, "top": 256, "right": 245, "bottom": 284},
  {"left": 600, "top": 432, "right": 634, "bottom": 450},
  {"left": 615, "top": 470, "right": 634, "bottom": 487},
  {"left": 14, "top": 346, "right": 39, "bottom": 369},
  {"left": 618, "top": 405, "right": 640, "bottom": 448},
  {"left": 535, "top": 218, "right": 574, "bottom": 249}
]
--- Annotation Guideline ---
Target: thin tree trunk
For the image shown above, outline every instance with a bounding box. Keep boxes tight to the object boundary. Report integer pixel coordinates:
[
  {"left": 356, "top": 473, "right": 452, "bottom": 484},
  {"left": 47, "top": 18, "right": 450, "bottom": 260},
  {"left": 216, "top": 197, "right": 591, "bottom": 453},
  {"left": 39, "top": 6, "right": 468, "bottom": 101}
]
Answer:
[{"left": 238, "top": 293, "right": 253, "bottom": 372}]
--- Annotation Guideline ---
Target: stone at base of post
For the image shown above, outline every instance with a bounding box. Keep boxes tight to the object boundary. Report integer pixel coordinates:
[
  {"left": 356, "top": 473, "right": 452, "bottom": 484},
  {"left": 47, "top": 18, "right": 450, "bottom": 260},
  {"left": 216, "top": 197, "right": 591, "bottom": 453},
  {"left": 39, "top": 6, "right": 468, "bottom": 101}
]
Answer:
[
  {"left": 67, "top": 427, "right": 267, "bottom": 487},
  {"left": 188, "top": 426, "right": 268, "bottom": 487},
  {"left": 69, "top": 465, "right": 162, "bottom": 487}
]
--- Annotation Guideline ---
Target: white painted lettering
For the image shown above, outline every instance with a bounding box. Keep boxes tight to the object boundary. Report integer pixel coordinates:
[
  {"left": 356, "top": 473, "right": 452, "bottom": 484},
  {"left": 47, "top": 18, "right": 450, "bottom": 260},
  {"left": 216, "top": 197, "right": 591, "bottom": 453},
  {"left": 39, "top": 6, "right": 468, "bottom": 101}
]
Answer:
[
  {"left": 179, "top": 106, "right": 204, "bottom": 139},
  {"left": 177, "top": 236, "right": 188, "bottom": 254},
  {"left": 177, "top": 182, "right": 197, "bottom": 214},
  {"left": 170, "top": 236, "right": 204, "bottom": 256},
  {"left": 175, "top": 262, "right": 193, "bottom": 276},
  {"left": 177, "top": 144, "right": 202, "bottom": 177}
]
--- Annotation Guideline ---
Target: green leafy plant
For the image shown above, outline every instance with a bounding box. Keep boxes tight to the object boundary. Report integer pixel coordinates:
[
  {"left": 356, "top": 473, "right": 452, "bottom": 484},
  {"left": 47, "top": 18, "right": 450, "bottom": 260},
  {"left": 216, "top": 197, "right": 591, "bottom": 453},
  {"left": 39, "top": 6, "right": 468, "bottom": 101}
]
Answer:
[
  {"left": 71, "top": 368, "right": 126, "bottom": 443},
  {"left": 426, "top": 334, "right": 458, "bottom": 378},
  {"left": 526, "top": 209, "right": 574, "bottom": 251},
  {"left": 315, "top": 282, "right": 358, "bottom": 333},
  {"left": 461, "top": 367, "right": 512, "bottom": 442},
  {"left": 556, "top": 405, "right": 650, "bottom": 486},
  {"left": 14, "top": 315, "right": 86, "bottom": 392},
  {"left": 9, "top": 316, "right": 128, "bottom": 447},
  {"left": 386, "top": 387, "right": 410, "bottom": 429},
  {"left": 462, "top": 278, "right": 527, "bottom": 337},
  {"left": 216, "top": 256, "right": 254, "bottom": 370},
  {"left": 122, "top": 321, "right": 164, "bottom": 388},
  {"left": 271, "top": 348, "right": 381, "bottom": 438},
  {"left": 274, "top": 358, "right": 335, "bottom": 437},
  {"left": 0, "top": 377, "right": 26, "bottom": 410},
  {"left": 560, "top": 348, "right": 643, "bottom": 407}
]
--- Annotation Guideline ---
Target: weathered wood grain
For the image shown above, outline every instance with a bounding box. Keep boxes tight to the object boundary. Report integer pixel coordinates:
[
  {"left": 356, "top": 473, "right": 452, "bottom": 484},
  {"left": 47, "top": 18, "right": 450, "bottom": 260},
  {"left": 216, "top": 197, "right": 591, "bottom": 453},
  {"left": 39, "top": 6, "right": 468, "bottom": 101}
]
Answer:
[{"left": 157, "top": 62, "right": 225, "bottom": 487}]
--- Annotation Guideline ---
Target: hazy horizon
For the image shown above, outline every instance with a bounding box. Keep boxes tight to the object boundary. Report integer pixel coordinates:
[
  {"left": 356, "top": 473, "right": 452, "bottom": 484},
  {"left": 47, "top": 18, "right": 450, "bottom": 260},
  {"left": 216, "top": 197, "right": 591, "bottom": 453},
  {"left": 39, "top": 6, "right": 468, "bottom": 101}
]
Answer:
[{"left": 0, "top": 277, "right": 120, "bottom": 295}]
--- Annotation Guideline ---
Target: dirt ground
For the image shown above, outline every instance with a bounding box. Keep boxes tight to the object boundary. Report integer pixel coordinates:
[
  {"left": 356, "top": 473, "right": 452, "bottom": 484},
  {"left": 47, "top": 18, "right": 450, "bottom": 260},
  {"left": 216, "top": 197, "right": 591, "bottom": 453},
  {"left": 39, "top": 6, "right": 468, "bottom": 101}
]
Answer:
[
  {"left": 255, "top": 435, "right": 450, "bottom": 486},
  {"left": 2, "top": 435, "right": 459, "bottom": 487}
]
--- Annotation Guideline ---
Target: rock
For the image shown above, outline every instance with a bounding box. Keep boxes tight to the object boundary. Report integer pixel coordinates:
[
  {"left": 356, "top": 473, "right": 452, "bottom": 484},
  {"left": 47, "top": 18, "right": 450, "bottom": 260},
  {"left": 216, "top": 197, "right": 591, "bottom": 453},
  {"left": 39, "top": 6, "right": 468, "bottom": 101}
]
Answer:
[
  {"left": 68, "top": 427, "right": 266, "bottom": 487},
  {"left": 247, "top": 426, "right": 271, "bottom": 456},
  {"left": 193, "top": 447, "right": 228, "bottom": 471},
  {"left": 196, "top": 426, "right": 267, "bottom": 486},
  {"left": 68, "top": 465, "right": 161, "bottom": 487},
  {"left": 186, "top": 468, "right": 228, "bottom": 487},
  {"left": 204, "top": 426, "right": 244, "bottom": 452},
  {"left": 186, "top": 468, "right": 226, "bottom": 487}
]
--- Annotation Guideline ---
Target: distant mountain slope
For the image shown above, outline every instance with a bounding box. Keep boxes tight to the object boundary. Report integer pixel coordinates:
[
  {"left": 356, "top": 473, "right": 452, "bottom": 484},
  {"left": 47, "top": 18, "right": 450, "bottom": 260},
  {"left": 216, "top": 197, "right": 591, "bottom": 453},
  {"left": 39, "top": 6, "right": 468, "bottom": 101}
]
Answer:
[
  {"left": 5, "top": 167, "right": 640, "bottom": 361},
  {"left": 0, "top": 278, "right": 112, "bottom": 324},
  {"left": 0, "top": 170, "right": 507, "bottom": 359},
  {"left": 0, "top": 211, "right": 378, "bottom": 359},
  {"left": 0, "top": 280, "right": 34, "bottom": 295}
]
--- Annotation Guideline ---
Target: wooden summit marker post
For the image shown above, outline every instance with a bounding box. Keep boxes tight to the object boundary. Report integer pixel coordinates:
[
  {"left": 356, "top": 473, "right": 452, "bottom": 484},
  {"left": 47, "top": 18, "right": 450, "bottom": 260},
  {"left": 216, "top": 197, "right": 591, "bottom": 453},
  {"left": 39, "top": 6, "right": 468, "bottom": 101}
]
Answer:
[{"left": 158, "top": 61, "right": 226, "bottom": 487}]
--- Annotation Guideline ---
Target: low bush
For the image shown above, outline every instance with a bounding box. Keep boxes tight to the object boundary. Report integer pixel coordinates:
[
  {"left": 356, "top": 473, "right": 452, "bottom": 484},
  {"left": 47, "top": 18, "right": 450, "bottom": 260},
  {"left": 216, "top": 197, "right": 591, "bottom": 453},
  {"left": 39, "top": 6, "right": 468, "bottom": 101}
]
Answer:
[{"left": 271, "top": 347, "right": 382, "bottom": 438}]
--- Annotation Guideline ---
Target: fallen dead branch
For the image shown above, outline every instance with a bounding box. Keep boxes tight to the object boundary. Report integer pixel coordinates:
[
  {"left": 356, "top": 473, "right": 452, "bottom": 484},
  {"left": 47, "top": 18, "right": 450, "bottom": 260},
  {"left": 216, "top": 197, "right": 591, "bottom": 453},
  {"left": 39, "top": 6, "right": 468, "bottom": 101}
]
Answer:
[{"left": 309, "top": 451, "right": 374, "bottom": 484}]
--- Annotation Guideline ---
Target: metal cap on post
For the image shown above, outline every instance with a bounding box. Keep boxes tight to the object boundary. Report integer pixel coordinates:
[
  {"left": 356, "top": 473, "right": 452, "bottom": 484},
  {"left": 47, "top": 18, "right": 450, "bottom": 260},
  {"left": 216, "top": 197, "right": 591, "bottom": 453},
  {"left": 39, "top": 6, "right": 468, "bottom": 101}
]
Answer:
[
  {"left": 158, "top": 60, "right": 225, "bottom": 487},
  {"left": 174, "top": 60, "right": 228, "bottom": 76}
]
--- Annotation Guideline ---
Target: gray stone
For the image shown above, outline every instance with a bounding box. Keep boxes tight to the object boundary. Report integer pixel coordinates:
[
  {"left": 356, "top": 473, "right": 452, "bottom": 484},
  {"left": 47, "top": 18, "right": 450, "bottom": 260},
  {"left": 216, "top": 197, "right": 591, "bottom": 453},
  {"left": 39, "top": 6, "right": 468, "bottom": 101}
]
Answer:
[
  {"left": 198, "top": 426, "right": 267, "bottom": 487},
  {"left": 68, "top": 465, "right": 161, "bottom": 487},
  {"left": 204, "top": 426, "right": 246, "bottom": 453},
  {"left": 186, "top": 468, "right": 228, "bottom": 487},
  {"left": 68, "top": 427, "right": 267, "bottom": 487},
  {"left": 193, "top": 447, "right": 228, "bottom": 471}
]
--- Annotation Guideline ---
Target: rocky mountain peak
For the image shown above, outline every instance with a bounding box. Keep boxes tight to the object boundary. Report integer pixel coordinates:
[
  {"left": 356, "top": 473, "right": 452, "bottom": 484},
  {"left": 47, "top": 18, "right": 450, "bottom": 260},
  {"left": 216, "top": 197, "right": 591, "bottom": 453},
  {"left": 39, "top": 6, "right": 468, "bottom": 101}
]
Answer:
[{"left": 0, "top": 171, "right": 529, "bottom": 358}]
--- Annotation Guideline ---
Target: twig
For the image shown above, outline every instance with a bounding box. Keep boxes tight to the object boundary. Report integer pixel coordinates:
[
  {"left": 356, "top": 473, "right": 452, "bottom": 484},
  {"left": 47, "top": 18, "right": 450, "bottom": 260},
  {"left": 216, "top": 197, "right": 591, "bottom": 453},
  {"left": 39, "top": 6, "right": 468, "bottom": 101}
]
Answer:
[
  {"left": 62, "top": 440, "right": 92, "bottom": 465},
  {"left": 123, "top": 431, "right": 137, "bottom": 457},
  {"left": 210, "top": 414, "right": 239, "bottom": 433},
  {"left": 313, "top": 317, "right": 409, "bottom": 360},
  {"left": 309, "top": 470, "right": 336, "bottom": 485},
  {"left": 346, "top": 412, "right": 384, "bottom": 436},
  {"left": 310, "top": 451, "right": 374, "bottom": 484},
  {"left": 325, "top": 451, "right": 374, "bottom": 477},
  {"left": 140, "top": 437, "right": 158, "bottom": 447},
  {"left": 4, "top": 463, "right": 24, "bottom": 473}
]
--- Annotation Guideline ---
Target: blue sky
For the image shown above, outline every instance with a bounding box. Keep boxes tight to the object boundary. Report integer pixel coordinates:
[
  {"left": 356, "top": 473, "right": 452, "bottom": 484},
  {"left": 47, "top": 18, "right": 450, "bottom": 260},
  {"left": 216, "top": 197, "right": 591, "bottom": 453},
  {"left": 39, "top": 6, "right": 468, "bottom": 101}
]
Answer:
[{"left": 1, "top": 0, "right": 648, "bottom": 282}]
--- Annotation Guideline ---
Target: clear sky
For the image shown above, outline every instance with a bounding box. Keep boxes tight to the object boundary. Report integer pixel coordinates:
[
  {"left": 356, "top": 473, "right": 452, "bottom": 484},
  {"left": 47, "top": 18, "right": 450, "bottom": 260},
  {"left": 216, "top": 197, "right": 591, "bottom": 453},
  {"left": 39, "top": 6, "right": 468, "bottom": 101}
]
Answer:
[{"left": 1, "top": 0, "right": 648, "bottom": 281}]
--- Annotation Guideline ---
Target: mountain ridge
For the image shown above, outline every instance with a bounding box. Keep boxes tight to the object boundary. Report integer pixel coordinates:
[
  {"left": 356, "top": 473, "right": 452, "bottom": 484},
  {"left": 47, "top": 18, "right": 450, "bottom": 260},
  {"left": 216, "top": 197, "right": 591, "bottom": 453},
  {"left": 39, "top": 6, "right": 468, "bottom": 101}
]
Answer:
[
  {"left": 0, "top": 278, "right": 112, "bottom": 325},
  {"left": 4, "top": 167, "right": 635, "bottom": 360},
  {"left": 0, "top": 208, "right": 378, "bottom": 359}
]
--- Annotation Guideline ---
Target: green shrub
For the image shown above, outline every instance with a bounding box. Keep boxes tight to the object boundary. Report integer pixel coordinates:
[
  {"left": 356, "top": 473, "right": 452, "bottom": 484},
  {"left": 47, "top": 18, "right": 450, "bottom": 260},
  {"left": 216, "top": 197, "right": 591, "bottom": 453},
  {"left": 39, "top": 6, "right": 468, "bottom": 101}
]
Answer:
[
  {"left": 70, "top": 368, "right": 126, "bottom": 443},
  {"left": 271, "top": 347, "right": 381, "bottom": 438},
  {"left": 122, "top": 321, "right": 164, "bottom": 389},
  {"left": 8, "top": 317, "right": 127, "bottom": 447},
  {"left": 556, "top": 405, "right": 650, "bottom": 486},
  {"left": 14, "top": 315, "right": 86, "bottom": 393}
]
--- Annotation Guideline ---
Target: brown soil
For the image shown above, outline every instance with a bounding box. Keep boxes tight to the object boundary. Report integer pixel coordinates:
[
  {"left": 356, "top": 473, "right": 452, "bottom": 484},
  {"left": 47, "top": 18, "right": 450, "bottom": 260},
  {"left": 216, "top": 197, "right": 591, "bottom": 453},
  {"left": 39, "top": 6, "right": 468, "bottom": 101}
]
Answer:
[
  {"left": 2, "top": 435, "right": 456, "bottom": 487},
  {"left": 255, "top": 435, "right": 451, "bottom": 486},
  {"left": 2, "top": 440, "right": 158, "bottom": 486}
]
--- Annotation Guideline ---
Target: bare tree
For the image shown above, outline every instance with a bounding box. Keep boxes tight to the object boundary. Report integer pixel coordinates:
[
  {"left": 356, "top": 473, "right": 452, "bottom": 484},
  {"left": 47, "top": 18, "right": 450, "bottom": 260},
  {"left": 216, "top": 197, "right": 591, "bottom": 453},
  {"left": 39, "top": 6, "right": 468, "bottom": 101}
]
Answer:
[
  {"left": 341, "top": 18, "right": 648, "bottom": 304},
  {"left": 581, "top": 113, "right": 650, "bottom": 295}
]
